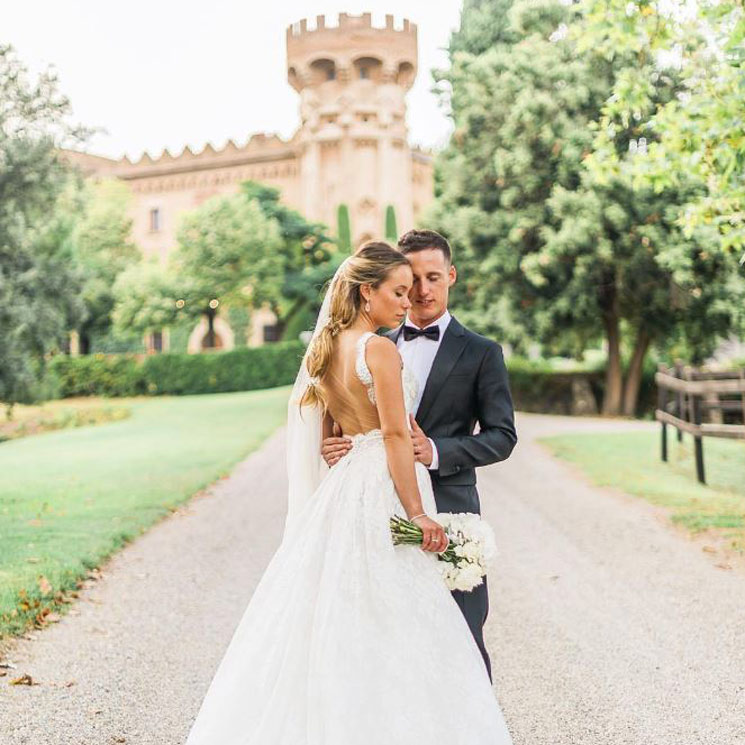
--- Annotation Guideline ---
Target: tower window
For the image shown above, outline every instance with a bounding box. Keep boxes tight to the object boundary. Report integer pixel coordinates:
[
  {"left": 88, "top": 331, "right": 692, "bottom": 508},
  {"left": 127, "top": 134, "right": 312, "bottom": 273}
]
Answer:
[
  {"left": 149, "top": 207, "right": 161, "bottom": 232},
  {"left": 359, "top": 66, "right": 369, "bottom": 79}
]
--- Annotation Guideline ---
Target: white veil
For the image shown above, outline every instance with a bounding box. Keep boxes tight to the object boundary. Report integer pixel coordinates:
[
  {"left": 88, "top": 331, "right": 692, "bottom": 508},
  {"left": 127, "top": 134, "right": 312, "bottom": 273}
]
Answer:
[{"left": 283, "top": 258, "right": 350, "bottom": 540}]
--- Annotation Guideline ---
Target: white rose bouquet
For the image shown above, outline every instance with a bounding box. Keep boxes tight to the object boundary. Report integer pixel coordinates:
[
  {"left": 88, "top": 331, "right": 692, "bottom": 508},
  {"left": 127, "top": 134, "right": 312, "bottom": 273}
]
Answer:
[{"left": 389, "top": 512, "right": 498, "bottom": 592}]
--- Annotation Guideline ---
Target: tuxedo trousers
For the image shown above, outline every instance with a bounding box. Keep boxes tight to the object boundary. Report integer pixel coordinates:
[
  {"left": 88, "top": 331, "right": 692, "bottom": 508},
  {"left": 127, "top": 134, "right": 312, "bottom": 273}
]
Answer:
[{"left": 430, "top": 481, "right": 492, "bottom": 682}]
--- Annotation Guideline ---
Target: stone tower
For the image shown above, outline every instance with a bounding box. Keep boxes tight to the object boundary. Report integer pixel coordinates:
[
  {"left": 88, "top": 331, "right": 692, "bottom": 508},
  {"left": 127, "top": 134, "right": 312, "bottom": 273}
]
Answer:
[
  {"left": 62, "top": 12, "right": 433, "bottom": 352},
  {"left": 286, "top": 13, "right": 427, "bottom": 246}
]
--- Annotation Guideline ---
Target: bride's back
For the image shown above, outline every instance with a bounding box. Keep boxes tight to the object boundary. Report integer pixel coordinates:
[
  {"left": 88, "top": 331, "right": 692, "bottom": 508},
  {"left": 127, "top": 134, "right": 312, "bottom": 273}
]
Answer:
[{"left": 320, "top": 330, "right": 381, "bottom": 437}]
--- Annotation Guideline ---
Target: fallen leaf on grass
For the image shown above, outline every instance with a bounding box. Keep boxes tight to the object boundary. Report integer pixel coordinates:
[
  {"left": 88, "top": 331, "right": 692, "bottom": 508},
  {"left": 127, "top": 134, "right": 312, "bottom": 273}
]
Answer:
[
  {"left": 38, "top": 576, "right": 52, "bottom": 595},
  {"left": 10, "top": 673, "right": 37, "bottom": 686}
]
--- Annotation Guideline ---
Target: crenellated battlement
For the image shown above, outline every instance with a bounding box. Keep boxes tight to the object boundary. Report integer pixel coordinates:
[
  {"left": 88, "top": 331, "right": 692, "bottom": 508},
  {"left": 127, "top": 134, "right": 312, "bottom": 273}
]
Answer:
[
  {"left": 115, "top": 133, "right": 293, "bottom": 172},
  {"left": 63, "top": 10, "right": 433, "bottom": 280},
  {"left": 286, "top": 11, "right": 418, "bottom": 94},
  {"left": 286, "top": 13, "right": 416, "bottom": 41}
]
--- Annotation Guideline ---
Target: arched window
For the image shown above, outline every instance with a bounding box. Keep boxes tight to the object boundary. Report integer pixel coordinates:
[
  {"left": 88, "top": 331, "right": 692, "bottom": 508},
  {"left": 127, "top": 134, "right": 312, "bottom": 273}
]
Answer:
[
  {"left": 396, "top": 61, "right": 415, "bottom": 88},
  {"left": 309, "top": 58, "right": 337, "bottom": 85},
  {"left": 353, "top": 56, "right": 383, "bottom": 83}
]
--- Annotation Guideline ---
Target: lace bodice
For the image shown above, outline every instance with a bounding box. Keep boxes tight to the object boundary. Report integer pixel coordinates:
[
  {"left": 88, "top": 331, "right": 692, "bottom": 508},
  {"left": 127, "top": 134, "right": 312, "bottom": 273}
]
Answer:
[{"left": 355, "top": 331, "right": 419, "bottom": 414}]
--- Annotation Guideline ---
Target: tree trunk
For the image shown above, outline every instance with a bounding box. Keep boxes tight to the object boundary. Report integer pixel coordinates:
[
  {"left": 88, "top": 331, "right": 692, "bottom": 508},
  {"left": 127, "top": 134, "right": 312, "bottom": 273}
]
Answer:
[
  {"left": 598, "top": 271, "right": 623, "bottom": 416},
  {"left": 622, "top": 328, "right": 651, "bottom": 417},
  {"left": 602, "top": 311, "right": 623, "bottom": 415}
]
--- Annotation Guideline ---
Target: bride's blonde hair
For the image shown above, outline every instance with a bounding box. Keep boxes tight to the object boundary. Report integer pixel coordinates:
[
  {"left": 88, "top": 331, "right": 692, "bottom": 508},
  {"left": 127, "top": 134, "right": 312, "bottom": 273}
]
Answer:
[{"left": 300, "top": 241, "right": 410, "bottom": 410}]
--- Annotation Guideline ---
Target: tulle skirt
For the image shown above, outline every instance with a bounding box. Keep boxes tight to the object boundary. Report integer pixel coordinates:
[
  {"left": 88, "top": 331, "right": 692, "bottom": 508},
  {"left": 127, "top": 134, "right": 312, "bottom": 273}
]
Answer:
[{"left": 184, "top": 429, "right": 513, "bottom": 744}]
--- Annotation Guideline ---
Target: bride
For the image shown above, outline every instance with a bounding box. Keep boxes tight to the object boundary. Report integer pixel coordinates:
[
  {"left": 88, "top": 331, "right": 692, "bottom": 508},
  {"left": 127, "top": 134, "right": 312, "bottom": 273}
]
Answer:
[{"left": 184, "top": 241, "right": 514, "bottom": 744}]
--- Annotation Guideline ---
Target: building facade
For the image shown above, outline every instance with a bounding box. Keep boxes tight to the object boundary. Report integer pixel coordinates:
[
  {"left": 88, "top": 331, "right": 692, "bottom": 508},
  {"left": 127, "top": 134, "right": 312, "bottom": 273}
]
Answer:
[{"left": 66, "top": 12, "right": 434, "bottom": 352}]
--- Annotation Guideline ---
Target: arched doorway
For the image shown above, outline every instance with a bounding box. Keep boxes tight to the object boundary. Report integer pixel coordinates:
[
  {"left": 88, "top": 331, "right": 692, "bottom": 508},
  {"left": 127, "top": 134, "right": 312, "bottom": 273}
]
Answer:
[
  {"left": 187, "top": 316, "right": 235, "bottom": 354},
  {"left": 200, "top": 330, "right": 224, "bottom": 350}
]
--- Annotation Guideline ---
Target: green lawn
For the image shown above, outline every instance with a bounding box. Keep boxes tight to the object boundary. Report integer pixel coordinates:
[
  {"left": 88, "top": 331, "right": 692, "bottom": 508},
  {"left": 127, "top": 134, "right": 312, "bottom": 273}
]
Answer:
[
  {"left": 0, "top": 387, "right": 290, "bottom": 639},
  {"left": 539, "top": 429, "right": 745, "bottom": 549}
]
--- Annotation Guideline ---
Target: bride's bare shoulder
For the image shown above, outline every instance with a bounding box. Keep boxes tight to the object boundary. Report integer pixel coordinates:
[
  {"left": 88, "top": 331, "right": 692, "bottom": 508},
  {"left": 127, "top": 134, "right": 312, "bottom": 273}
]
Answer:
[{"left": 365, "top": 335, "right": 403, "bottom": 371}]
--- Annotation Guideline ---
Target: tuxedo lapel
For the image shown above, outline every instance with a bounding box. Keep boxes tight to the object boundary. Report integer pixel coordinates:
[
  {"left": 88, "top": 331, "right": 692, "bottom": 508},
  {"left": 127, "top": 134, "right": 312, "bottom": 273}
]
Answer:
[
  {"left": 415, "top": 315, "right": 468, "bottom": 428},
  {"left": 384, "top": 324, "right": 405, "bottom": 344}
]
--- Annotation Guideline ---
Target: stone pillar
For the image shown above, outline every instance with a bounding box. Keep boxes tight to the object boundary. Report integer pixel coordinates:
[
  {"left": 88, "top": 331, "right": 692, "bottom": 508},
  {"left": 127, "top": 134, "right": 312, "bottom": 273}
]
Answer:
[{"left": 69, "top": 330, "right": 80, "bottom": 357}]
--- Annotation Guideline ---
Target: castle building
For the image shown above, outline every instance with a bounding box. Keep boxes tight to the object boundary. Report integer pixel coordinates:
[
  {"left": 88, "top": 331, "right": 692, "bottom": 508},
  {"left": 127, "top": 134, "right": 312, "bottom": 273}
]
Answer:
[{"left": 66, "top": 12, "right": 434, "bottom": 353}]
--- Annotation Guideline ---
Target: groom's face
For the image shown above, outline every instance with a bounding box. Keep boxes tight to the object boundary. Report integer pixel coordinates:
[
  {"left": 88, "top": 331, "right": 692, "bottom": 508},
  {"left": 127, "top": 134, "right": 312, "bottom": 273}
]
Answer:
[{"left": 405, "top": 248, "right": 456, "bottom": 327}]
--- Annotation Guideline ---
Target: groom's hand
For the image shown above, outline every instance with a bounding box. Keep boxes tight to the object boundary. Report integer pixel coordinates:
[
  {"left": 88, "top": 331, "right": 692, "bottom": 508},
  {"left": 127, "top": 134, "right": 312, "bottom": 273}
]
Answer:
[
  {"left": 321, "top": 421, "right": 352, "bottom": 467},
  {"left": 409, "top": 415, "right": 433, "bottom": 467}
]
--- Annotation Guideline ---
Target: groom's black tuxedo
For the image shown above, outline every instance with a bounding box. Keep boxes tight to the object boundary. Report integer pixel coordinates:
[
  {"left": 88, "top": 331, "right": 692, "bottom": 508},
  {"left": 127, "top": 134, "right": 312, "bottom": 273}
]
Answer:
[{"left": 384, "top": 314, "right": 517, "bottom": 681}]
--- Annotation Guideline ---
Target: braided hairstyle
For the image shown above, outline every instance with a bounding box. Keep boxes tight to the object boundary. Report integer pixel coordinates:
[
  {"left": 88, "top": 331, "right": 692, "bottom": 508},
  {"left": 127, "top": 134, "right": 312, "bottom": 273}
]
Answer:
[{"left": 300, "top": 241, "right": 410, "bottom": 411}]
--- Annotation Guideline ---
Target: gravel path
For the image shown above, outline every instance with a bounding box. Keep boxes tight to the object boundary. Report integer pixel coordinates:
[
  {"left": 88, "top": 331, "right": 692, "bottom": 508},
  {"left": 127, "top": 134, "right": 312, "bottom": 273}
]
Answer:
[{"left": 1, "top": 413, "right": 744, "bottom": 745}]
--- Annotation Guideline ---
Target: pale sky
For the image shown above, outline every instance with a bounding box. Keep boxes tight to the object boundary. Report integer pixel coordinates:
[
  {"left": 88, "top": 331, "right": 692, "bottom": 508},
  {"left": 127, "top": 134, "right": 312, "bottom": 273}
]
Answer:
[{"left": 4, "top": 1, "right": 463, "bottom": 161}]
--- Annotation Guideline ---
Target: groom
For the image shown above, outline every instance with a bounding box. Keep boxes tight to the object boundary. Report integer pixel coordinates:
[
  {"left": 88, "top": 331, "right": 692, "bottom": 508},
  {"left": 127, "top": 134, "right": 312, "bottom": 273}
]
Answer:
[{"left": 321, "top": 229, "right": 518, "bottom": 681}]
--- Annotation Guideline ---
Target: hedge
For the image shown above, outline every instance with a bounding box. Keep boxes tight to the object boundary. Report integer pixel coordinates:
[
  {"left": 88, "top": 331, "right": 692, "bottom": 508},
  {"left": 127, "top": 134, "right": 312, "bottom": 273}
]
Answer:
[
  {"left": 506, "top": 356, "right": 657, "bottom": 417},
  {"left": 48, "top": 354, "right": 147, "bottom": 398},
  {"left": 141, "top": 342, "right": 305, "bottom": 395},
  {"left": 45, "top": 343, "right": 657, "bottom": 416},
  {"left": 48, "top": 341, "right": 305, "bottom": 398}
]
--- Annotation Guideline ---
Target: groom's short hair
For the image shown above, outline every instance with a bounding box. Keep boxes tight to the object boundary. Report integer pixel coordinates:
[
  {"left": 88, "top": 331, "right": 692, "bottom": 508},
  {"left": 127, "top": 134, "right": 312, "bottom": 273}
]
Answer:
[{"left": 397, "top": 229, "right": 452, "bottom": 264}]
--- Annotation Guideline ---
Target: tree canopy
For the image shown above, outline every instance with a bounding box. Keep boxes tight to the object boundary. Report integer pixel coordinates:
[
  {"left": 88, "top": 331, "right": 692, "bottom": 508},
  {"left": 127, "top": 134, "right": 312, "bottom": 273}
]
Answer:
[
  {"left": 427, "top": 0, "right": 745, "bottom": 415},
  {"left": 0, "top": 44, "right": 89, "bottom": 407}
]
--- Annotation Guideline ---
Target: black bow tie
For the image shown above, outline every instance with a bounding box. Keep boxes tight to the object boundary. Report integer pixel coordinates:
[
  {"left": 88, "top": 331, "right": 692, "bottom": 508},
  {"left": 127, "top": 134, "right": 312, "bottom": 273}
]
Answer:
[{"left": 402, "top": 324, "right": 440, "bottom": 342}]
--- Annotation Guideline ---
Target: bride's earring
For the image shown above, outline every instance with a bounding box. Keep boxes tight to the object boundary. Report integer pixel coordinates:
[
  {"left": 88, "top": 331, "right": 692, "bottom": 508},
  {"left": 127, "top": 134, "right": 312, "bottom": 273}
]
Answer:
[{"left": 365, "top": 300, "right": 371, "bottom": 313}]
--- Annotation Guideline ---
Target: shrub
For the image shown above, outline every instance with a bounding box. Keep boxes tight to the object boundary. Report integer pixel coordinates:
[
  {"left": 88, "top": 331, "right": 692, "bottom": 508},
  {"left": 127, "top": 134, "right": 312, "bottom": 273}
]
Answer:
[
  {"left": 505, "top": 356, "right": 656, "bottom": 417},
  {"left": 48, "top": 354, "right": 147, "bottom": 397},
  {"left": 47, "top": 342, "right": 305, "bottom": 398}
]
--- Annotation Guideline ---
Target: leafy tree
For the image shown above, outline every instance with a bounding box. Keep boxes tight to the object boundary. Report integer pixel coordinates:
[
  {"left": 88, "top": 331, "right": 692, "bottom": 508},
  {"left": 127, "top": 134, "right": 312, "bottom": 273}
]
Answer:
[
  {"left": 111, "top": 259, "right": 184, "bottom": 336},
  {"left": 114, "top": 193, "right": 284, "bottom": 348},
  {"left": 70, "top": 179, "right": 138, "bottom": 352},
  {"left": 113, "top": 184, "right": 340, "bottom": 348},
  {"left": 576, "top": 0, "right": 745, "bottom": 261},
  {"left": 428, "top": 0, "right": 609, "bottom": 341},
  {"left": 0, "top": 44, "right": 88, "bottom": 409},
  {"left": 240, "top": 181, "right": 340, "bottom": 338},
  {"left": 428, "top": 0, "right": 745, "bottom": 415}
]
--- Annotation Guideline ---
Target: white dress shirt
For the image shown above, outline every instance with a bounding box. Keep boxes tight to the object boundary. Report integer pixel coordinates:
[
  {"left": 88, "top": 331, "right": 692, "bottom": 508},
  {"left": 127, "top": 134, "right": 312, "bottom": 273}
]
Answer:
[{"left": 396, "top": 309, "right": 452, "bottom": 471}]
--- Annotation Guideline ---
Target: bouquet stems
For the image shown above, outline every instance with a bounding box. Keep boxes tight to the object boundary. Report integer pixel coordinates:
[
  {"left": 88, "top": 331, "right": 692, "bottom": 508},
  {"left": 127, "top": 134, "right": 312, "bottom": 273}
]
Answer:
[{"left": 389, "top": 515, "right": 458, "bottom": 562}]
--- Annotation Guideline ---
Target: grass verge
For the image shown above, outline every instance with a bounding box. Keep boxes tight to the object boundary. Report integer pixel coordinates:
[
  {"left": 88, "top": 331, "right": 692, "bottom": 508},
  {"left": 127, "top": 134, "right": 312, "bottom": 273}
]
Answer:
[
  {"left": 539, "top": 429, "right": 745, "bottom": 552},
  {"left": 0, "top": 387, "right": 290, "bottom": 642}
]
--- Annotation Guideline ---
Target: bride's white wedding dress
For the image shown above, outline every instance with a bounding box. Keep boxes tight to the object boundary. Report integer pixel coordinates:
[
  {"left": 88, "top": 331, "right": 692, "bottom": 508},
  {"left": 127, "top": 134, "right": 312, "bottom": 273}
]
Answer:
[{"left": 184, "top": 331, "right": 513, "bottom": 744}]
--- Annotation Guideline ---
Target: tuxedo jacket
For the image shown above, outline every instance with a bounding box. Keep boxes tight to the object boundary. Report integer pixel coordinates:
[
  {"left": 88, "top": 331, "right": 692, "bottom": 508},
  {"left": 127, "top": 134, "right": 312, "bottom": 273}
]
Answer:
[{"left": 384, "top": 315, "right": 517, "bottom": 514}]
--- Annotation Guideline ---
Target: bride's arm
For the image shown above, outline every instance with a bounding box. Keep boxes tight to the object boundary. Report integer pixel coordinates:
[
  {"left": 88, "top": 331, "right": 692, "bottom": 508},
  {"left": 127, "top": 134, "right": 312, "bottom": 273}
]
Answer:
[
  {"left": 365, "top": 337, "right": 423, "bottom": 519},
  {"left": 365, "top": 338, "right": 448, "bottom": 553}
]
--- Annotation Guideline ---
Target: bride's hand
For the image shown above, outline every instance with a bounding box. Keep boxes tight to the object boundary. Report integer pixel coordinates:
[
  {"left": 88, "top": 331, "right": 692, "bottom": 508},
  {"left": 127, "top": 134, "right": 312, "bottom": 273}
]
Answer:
[{"left": 411, "top": 515, "right": 449, "bottom": 553}]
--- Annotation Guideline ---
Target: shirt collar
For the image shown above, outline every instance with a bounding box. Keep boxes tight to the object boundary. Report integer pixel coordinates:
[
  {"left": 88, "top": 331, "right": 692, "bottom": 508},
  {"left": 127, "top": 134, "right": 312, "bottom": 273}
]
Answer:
[{"left": 405, "top": 309, "right": 451, "bottom": 333}]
